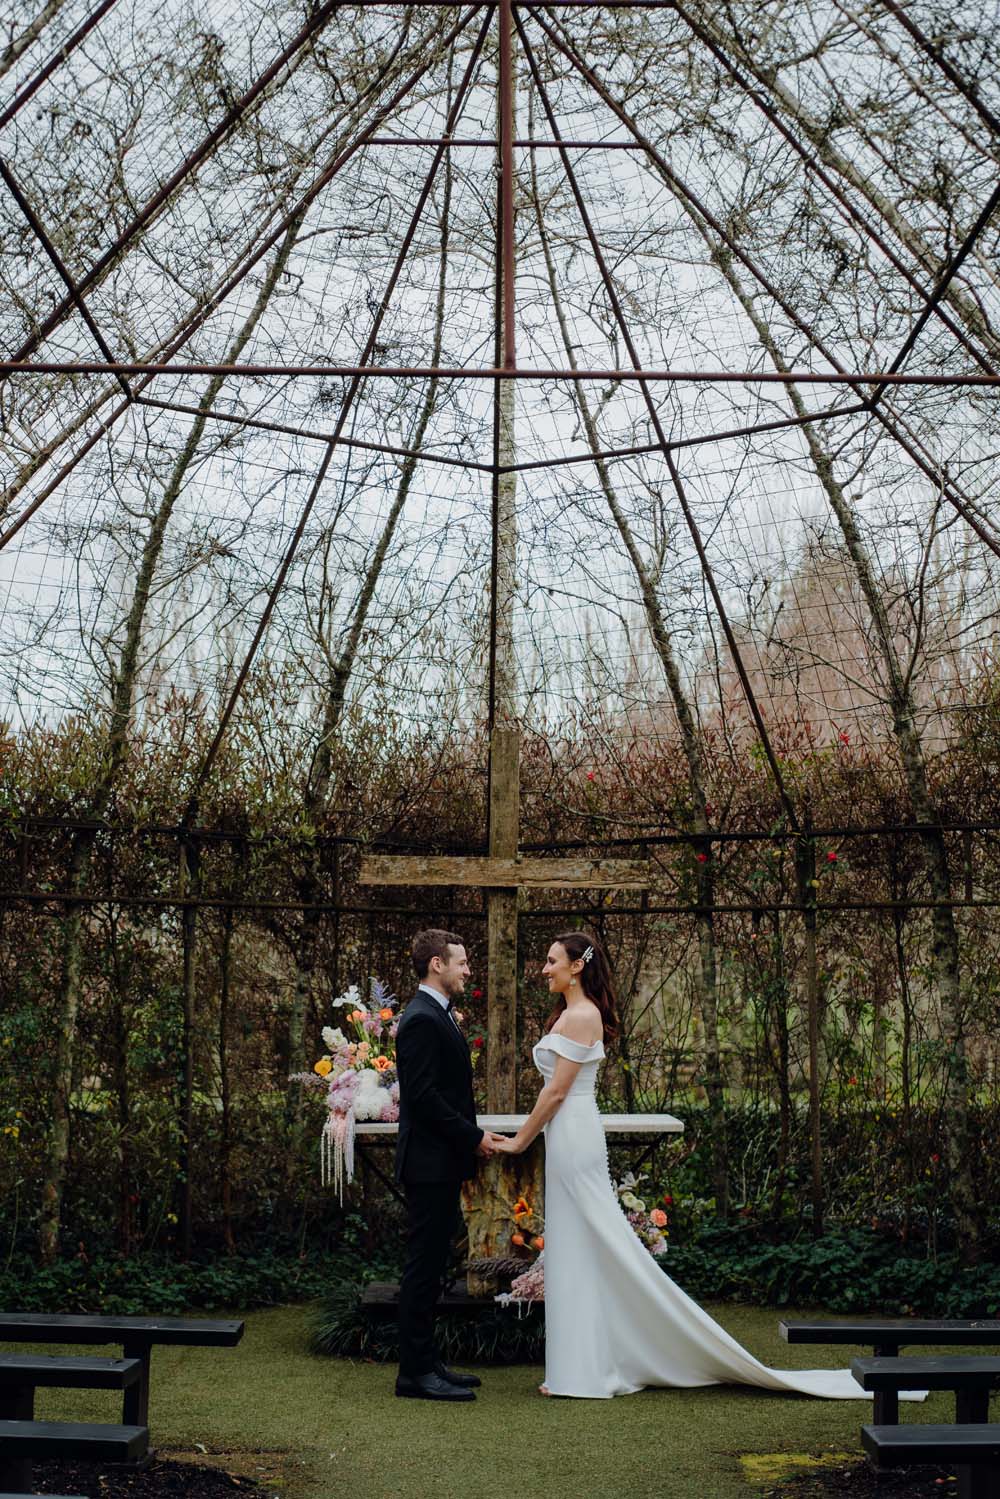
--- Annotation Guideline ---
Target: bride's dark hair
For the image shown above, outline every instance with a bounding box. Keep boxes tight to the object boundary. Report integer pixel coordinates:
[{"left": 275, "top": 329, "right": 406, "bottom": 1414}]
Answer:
[{"left": 543, "top": 930, "right": 620, "bottom": 1045}]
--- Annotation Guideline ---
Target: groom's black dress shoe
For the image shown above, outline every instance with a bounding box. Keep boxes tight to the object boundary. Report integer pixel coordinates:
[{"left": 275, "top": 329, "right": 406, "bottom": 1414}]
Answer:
[
  {"left": 435, "top": 1362, "right": 481, "bottom": 1388},
  {"left": 395, "top": 1371, "right": 475, "bottom": 1401}
]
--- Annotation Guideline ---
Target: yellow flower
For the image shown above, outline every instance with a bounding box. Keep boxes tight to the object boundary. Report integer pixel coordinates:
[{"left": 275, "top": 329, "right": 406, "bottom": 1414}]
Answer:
[{"left": 313, "top": 1057, "right": 333, "bottom": 1077}]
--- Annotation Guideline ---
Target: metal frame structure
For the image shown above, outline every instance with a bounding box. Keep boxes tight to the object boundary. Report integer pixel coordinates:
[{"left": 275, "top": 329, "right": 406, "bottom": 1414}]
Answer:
[{"left": 2, "top": 0, "right": 1000, "bottom": 903}]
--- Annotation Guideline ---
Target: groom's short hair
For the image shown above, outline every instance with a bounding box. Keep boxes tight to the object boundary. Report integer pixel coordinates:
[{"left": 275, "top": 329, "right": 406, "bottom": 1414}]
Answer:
[{"left": 411, "top": 928, "right": 464, "bottom": 978}]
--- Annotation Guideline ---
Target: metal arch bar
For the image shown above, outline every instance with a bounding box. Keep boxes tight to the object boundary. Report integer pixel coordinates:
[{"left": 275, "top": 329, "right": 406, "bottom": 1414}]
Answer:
[
  {"left": 0, "top": 0, "right": 125, "bottom": 132},
  {"left": 499, "top": 0, "right": 517, "bottom": 373},
  {"left": 181, "top": 5, "right": 495, "bottom": 816},
  {"left": 499, "top": 400, "right": 870, "bottom": 472},
  {"left": 517, "top": 11, "right": 800, "bottom": 830},
  {"left": 2, "top": 359, "right": 1000, "bottom": 385},
  {"left": 366, "top": 134, "right": 645, "bottom": 146},
  {"left": 134, "top": 394, "right": 495, "bottom": 472}
]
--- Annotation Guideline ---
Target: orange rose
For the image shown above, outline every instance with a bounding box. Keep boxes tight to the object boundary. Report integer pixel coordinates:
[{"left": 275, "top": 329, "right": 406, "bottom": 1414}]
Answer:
[
  {"left": 531, "top": 1236, "right": 544, "bottom": 1250},
  {"left": 313, "top": 1057, "right": 333, "bottom": 1077},
  {"left": 373, "top": 1055, "right": 392, "bottom": 1072},
  {"left": 650, "top": 1208, "right": 668, "bottom": 1228},
  {"left": 511, "top": 1232, "right": 525, "bottom": 1247},
  {"left": 379, "top": 1007, "right": 393, "bottom": 1021}
]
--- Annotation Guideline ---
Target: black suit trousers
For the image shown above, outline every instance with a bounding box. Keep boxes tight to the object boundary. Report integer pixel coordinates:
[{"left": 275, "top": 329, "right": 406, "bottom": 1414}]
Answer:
[{"left": 397, "top": 1177, "right": 463, "bottom": 1377}]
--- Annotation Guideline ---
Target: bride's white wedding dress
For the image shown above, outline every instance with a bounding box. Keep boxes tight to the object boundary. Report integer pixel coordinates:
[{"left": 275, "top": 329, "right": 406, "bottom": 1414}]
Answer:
[{"left": 535, "top": 1032, "right": 927, "bottom": 1402}]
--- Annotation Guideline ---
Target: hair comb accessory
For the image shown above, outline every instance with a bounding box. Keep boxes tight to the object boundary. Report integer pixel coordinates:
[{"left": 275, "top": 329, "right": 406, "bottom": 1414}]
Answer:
[{"left": 581, "top": 945, "right": 594, "bottom": 964}]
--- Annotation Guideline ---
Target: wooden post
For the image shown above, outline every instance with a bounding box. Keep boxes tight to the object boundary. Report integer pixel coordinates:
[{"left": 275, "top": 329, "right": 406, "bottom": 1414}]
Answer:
[
  {"left": 488, "top": 0, "right": 519, "bottom": 1114},
  {"left": 487, "top": 727, "right": 519, "bottom": 1112}
]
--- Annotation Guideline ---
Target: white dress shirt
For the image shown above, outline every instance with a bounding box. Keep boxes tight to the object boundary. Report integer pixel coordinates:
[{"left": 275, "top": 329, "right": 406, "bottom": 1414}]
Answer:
[{"left": 418, "top": 981, "right": 462, "bottom": 1030}]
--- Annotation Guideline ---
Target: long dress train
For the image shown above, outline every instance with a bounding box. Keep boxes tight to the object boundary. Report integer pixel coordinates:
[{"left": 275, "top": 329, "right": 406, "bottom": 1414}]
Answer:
[{"left": 536, "top": 1033, "right": 928, "bottom": 1402}]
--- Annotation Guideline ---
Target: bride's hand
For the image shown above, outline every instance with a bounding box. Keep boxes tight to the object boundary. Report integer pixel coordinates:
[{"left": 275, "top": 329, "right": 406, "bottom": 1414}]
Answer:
[{"left": 493, "top": 1136, "right": 520, "bottom": 1154}]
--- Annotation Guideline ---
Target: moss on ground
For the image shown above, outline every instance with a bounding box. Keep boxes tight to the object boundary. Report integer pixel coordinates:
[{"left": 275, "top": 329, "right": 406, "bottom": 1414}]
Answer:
[{"left": 23, "top": 1303, "right": 994, "bottom": 1499}]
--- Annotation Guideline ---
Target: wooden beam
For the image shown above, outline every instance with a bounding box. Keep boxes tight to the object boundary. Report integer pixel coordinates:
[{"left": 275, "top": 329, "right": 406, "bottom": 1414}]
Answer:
[
  {"left": 358, "top": 853, "right": 650, "bottom": 889},
  {"left": 486, "top": 726, "right": 519, "bottom": 1114}
]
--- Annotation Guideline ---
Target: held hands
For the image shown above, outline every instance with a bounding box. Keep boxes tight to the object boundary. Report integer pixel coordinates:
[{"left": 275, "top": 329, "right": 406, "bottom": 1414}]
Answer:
[
  {"left": 476, "top": 1130, "right": 516, "bottom": 1158},
  {"left": 491, "top": 1135, "right": 522, "bottom": 1154}
]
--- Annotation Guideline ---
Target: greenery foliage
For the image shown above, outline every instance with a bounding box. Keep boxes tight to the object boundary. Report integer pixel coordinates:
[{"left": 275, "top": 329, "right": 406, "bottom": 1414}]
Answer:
[{"left": 3, "top": 696, "right": 1000, "bottom": 1260}]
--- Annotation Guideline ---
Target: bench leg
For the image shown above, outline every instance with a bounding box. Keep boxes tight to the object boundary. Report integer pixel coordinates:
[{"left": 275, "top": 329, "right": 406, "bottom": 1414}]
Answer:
[
  {"left": 0, "top": 1383, "right": 34, "bottom": 1493},
  {"left": 871, "top": 1344, "right": 900, "bottom": 1434},
  {"left": 121, "top": 1339, "right": 151, "bottom": 1428},
  {"left": 958, "top": 1462, "right": 1000, "bottom": 1499},
  {"left": 956, "top": 1389, "right": 991, "bottom": 1423},
  {"left": 872, "top": 1390, "right": 899, "bottom": 1425}
]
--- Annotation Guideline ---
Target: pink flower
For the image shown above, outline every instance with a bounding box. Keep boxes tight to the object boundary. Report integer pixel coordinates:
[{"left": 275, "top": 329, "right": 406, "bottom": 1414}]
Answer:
[{"left": 650, "top": 1208, "right": 668, "bottom": 1227}]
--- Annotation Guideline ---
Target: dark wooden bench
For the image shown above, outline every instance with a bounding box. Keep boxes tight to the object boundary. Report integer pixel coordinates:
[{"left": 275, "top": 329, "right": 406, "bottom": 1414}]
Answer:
[
  {"left": 780, "top": 1319, "right": 1000, "bottom": 1424},
  {"left": 0, "top": 1418, "right": 147, "bottom": 1494},
  {"left": 0, "top": 1315, "right": 244, "bottom": 1430},
  {"left": 862, "top": 1423, "right": 1000, "bottom": 1499},
  {"left": 852, "top": 1356, "right": 1000, "bottom": 1426}
]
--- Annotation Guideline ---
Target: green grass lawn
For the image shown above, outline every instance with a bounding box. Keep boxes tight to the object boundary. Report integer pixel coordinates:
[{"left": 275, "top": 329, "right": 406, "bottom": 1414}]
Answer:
[{"left": 25, "top": 1304, "right": 996, "bottom": 1499}]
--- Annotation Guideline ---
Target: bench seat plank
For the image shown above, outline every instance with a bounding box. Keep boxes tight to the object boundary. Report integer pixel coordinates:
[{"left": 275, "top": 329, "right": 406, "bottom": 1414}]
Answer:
[
  {"left": 853, "top": 1356, "right": 1000, "bottom": 1390},
  {"left": 863, "top": 1424, "right": 1000, "bottom": 1462},
  {"left": 0, "top": 1420, "right": 148, "bottom": 1460},
  {"left": 0, "top": 1315, "right": 243, "bottom": 1348},
  {"left": 0, "top": 1356, "right": 141, "bottom": 1390},
  {"left": 782, "top": 1319, "right": 1000, "bottom": 1348}
]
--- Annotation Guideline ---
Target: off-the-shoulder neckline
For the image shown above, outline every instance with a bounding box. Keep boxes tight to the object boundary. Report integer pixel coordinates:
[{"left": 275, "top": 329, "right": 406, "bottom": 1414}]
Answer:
[{"left": 536, "top": 1032, "right": 604, "bottom": 1050}]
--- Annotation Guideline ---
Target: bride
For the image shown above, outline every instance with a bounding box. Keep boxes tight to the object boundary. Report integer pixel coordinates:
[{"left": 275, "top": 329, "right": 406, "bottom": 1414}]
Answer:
[{"left": 494, "top": 930, "right": 925, "bottom": 1402}]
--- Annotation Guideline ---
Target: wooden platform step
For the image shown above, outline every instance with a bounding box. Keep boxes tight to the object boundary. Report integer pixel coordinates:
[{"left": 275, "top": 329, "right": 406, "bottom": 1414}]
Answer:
[
  {"left": 0, "top": 1314, "right": 243, "bottom": 1348},
  {"left": 853, "top": 1356, "right": 1000, "bottom": 1391},
  {"left": 0, "top": 1355, "right": 142, "bottom": 1391},
  {"left": 781, "top": 1318, "right": 1000, "bottom": 1351},
  {"left": 0, "top": 1420, "right": 148, "bottom": 1492}
]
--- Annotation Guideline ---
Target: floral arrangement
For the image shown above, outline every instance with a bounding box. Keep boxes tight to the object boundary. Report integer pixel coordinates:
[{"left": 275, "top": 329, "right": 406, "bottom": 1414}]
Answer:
[
  {"left": 290, "top": 979, "right": 400, "bottom": 1201},
  {"left": 510, "top": 1193, "right": 544, "bottom": 1256},
  {"left": 496, "top": 1173, "right": 669, "bottom": 1308},
  {"left": 615, "top": 1172, "right": 670, "bottom": 1257}
]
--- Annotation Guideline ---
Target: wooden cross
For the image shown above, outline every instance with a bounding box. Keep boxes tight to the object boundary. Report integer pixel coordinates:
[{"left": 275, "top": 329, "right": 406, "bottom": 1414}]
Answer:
[{"left": 359, "top": 726, "right": 650, "bottom": 1110}]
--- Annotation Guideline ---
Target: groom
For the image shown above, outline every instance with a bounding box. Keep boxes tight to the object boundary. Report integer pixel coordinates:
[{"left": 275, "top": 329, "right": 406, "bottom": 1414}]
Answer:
[{"left": 394, "top": 928, "right": 505, "bottom": 1401}]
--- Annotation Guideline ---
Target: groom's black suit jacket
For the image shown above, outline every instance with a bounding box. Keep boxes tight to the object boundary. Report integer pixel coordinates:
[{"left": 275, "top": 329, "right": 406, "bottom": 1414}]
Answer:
[{"left": 394, "top": 988, "right": 483, "bottom": 1184}]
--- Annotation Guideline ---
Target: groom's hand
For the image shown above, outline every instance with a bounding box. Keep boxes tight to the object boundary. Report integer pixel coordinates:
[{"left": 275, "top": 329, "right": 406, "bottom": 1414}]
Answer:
[{"left": 475, "top": 1131, "right": 509, "bottom": 1158}]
